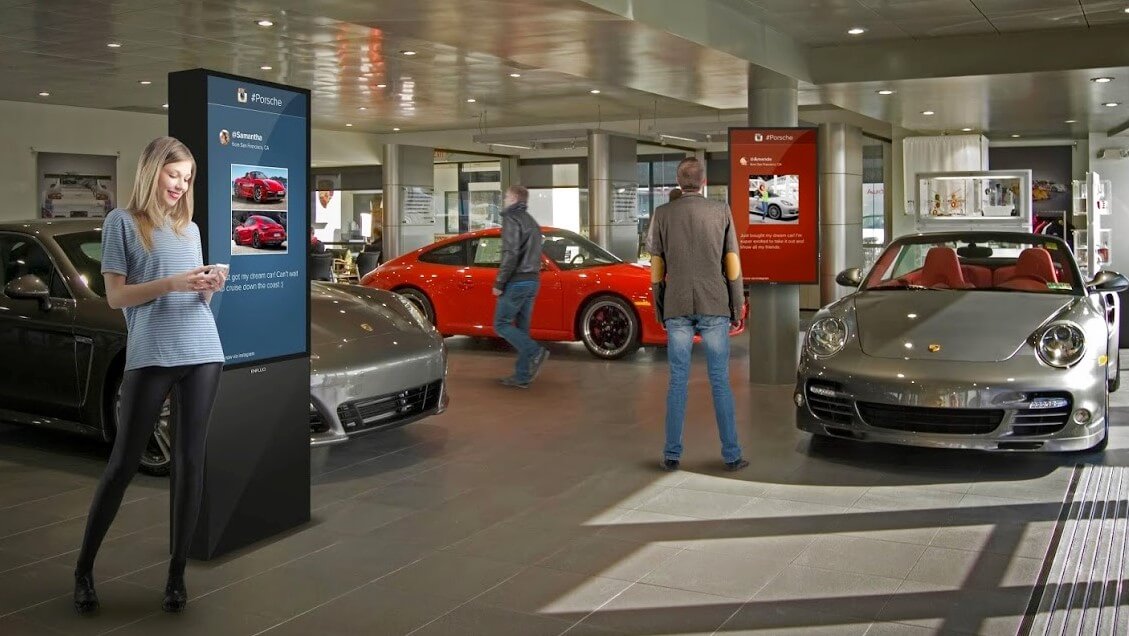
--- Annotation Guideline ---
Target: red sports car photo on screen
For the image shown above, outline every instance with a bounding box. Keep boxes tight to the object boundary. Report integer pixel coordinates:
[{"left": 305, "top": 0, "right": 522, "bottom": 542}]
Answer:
[
  {"left": 234, "top": 215, "right": 287, "bottom": 249},
  {"left": 361, "top": 227, "right": 746, "bottom": 359},
  {"left": 233, "top": 170, "right": 286, "bottom": 203}
]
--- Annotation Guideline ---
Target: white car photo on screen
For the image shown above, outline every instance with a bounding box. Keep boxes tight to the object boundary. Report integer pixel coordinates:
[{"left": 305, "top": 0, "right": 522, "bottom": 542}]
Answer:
[{"left": 749, "top": 174, "right": 799, "bottom": 223}]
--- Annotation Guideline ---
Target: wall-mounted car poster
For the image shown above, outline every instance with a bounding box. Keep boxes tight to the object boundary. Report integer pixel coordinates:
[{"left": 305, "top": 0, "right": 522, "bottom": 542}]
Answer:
[
  {"left": 728, "top": 128, "right": 819, "bottom": 284},
  {"left": 37, "top": 152, "right": 117, "bottom": 219}
]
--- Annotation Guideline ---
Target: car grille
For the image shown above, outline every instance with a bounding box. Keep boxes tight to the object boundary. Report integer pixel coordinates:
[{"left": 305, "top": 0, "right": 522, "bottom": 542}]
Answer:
[
  {"left": 806, "top": 381, "right": 854, "bottom": 424},
  {"left": 1010, "top": 392, "right": 1072, "bottom": 437},
  {"left": 857, "top": 402, "right": 1004, "bottom": 435},
  {"left": 336, "top": 380, "right": 443, "bottom": 433}
]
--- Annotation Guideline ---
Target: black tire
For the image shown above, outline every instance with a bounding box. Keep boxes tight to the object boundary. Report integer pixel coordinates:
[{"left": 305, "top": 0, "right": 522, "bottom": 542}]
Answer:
[
  {"left": 579, "top": 295, "right": 640, "bottom": 360},
  {"left": 252, "top": 232, "right": 261, "bottom": 249},
  {"left": 767, "top": 204, "right": 782, "bottom": 220},
  {"left": 111, "top": 377, "right": 173, "bottom": 477},
  {"left": 253, "top": 186, "right": 263, "bottom": 203},
  {"left": 396, "top": 288, "right": 436, "bottom": 325},
  {"left": 233, "top": 183, "right": 239, "bottom": 199}
]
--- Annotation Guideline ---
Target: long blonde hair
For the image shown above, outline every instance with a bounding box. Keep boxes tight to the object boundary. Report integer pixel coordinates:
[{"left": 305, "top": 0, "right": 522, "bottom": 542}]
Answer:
[{"left": 125, "top": 136, "right": 195, "bottom": 251}]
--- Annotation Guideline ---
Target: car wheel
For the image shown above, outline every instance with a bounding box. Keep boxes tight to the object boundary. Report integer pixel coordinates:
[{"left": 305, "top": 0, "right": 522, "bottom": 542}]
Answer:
[
  {"left": 233, "top": 183, "right": 239, "bottom": 199},
  {"left": 396, "top": 288, "right": 436, "bottom": 324},
  {"left": 253, "top": 186, "right": 263, "bottom": 203},
  {"left": 252, "top": 232, "right": 261, "bottom": 249},
  {"left": 580, "top": 295, "right": 640, "bottom": 359},
  {"left": 113, "top": 379, "right": 173, "bottom": 477},
  {"left": 767, "top": 204, "right": 782, "bottom": 220}
]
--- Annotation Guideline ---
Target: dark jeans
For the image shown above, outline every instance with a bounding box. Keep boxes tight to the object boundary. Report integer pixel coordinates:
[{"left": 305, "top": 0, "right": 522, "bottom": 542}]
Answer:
[
  {"left": 493, "top": 280, "right": 542, "bottom": 382},
  {"left": 76, "top": 362, "right": 222, "bottom": 577},
  {"left": 663, "top": 315, "right": 742, "bottom": 463}
]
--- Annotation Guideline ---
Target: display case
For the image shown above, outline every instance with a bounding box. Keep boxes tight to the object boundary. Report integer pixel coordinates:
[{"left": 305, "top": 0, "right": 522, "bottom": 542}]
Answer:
[
  {"left": 915, "top": 170, "right": 1032, "bottom": 231},
  {"left": 1072, "top": 172, "right": 1112, "bottom": 276}
]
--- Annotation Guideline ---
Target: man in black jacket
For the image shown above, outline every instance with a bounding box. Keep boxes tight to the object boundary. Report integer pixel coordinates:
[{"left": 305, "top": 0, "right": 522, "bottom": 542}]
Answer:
[{"left": 493, "top": 185, "right": 548, "bottom": 388}]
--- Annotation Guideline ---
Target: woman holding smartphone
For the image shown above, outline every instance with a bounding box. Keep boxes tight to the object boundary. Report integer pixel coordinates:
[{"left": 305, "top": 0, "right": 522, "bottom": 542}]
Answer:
[{"left": 73, "top": 136, "right": 227, "bottom": 614}]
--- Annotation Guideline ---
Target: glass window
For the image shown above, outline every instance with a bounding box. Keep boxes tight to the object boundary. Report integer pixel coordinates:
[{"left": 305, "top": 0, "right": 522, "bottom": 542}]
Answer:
[
  {"left": 0, "top": 234, "right": 71, "bottom": 298},
  {"left": 543, "top": 230, "right": 621, "bottom": 270},
  {"left": 54, "top": 231, "right": 104, "bottom": 296},
  {"left": 471, "top": 237, "right": 502, "bottom": 267},
  {"left": 419, "top": 241, "right": 468, "bottom": 266}
]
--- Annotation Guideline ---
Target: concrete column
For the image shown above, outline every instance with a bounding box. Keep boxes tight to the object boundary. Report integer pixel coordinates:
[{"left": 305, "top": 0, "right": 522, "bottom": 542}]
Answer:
[
  {"left": 382, "top": 143, "right": 435, "bottom": 259},
  {"left": 588, "top": 131, "right": 639, "bottom": 261},
  {"left": 499, "top": 155, "right": 521, "bottom": 192},
  {"left": 747, "top": 65, "right": 800, "bottom": 385},
  {"left": 819, "top": 123, "right": 864, "bottom": 306}
]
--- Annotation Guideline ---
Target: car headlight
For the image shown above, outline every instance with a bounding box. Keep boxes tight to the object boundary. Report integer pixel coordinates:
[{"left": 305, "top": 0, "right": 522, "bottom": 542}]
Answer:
[
  {"left": 807, "top": 317, "right": 848, "bottom": 358},
  {"left": 394, "top": 293, "right": 436, "bottom": 333},
  {"left": 1035, "top": 322, "right": 1085, "bottom": 368}
]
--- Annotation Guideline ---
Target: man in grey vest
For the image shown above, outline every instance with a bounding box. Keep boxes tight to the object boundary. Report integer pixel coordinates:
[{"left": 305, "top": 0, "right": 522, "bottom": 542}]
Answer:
[{"left": 648, "top": 158, "right": 748, "bottom": 472}]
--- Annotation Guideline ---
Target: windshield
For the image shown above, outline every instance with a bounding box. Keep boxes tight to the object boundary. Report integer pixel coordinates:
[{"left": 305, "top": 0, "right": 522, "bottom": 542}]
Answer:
[
  {"left": 864, "top": 235, "right": 1083, "bottom": 295},
  {"left": 543, "top": 230, "right": 621, "bottom": 270},
  {"left": 54, "top": 230, "right": 106, "bottom": 296}
]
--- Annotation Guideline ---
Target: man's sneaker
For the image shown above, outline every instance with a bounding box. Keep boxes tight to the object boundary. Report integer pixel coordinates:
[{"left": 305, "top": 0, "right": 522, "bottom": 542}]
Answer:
[
  {"left": 500, "top": 376, "right": 529, "bottom": 389},
  {"left": 661, "top": 458, "right": 680, "bottom": 472},
  {"left": 530, "top": 348, "right": 550, "bottom": 381},
  {"left": 724, "top": 458, "right": 749, "bottom": 472}
]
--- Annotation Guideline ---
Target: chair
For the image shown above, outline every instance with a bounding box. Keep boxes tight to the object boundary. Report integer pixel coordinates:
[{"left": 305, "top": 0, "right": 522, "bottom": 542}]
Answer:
[
  {"left": 310, "top": 254, "right": 334, "bottom": 281},
  {"left": 998, "top": 248, "right": 1057, "bottom": 291},
  {"left": 920, "top": 247, "right": 973, "bottom": 289},
  {"left": 356, "top": 251, "right": 381, "bottom": 278}
]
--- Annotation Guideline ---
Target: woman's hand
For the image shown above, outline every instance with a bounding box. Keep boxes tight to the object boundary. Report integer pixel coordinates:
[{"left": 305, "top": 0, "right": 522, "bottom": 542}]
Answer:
[
  {"left": 204, "top": 266, "right": 228, "bottom": 291},
  {"left": 168, "top": 266, "right": 212, "bottom": 293}
]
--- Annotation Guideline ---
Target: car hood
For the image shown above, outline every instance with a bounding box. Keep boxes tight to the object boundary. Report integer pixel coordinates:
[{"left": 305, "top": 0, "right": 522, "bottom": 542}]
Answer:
[
  {"left": 310, "top": 282, "right": 430, "bottom": 346},
  {"left": 854, "top": 291, "right": 1076, "bottom": 362}
]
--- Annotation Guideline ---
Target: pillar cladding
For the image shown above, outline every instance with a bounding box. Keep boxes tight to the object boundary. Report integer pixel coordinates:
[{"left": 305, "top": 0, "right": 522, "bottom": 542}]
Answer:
[
  {"left": 587, "top": 131, "right": 639, "bottom": 261},
  {"left": 819, "top": 123, "right": 864, "bottom": 306},
  {"left": 747, "top": 65, "right": 800, "bottom": 385},
  {"left": 382, "top": 143, "right": 435, "bottom": 259}
]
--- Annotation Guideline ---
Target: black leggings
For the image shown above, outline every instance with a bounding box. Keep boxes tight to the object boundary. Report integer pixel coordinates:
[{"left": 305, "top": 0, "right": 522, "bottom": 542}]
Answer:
[{"left": 76, "top": 362, "right": 222, "bottom": 576}]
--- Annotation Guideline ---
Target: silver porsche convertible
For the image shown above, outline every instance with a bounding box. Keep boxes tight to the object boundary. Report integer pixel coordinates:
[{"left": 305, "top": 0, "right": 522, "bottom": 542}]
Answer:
[{"left": 795, "top": 231, "right": 1128, "bottom": 452}]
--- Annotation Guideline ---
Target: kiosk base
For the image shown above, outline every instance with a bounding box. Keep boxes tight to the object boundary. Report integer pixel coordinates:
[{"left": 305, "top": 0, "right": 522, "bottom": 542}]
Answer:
[{"left": 188, "top": 356, "right": 310, "bottom": 560}]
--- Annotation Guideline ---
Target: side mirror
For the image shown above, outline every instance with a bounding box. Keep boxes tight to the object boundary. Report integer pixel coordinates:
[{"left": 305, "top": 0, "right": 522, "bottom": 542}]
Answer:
[
  {"left": 1089, "top": 270, "right": 1129, "bottom": 293},
  {"left": 5, "top": 274, "right": 52, "bottom": 311},
  {"left": 836, "top": 267, "right": 863, "bottom": 288}
]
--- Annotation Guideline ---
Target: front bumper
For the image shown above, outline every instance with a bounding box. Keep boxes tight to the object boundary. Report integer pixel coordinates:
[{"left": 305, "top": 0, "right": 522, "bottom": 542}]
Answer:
[{"left": 794, "top": 352, "right": 1108, "bottom": 452}]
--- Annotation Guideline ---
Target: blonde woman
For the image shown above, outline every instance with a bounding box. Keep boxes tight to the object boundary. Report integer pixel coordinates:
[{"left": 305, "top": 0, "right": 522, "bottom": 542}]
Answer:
[{"left": 73, "top": 137, "right": 226, "bottom": 614}]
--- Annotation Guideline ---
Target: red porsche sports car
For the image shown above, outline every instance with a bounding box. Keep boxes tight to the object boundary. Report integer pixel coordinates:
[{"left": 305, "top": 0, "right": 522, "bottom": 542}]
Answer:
[
  {"left": 233, "top": 170, "right": 286, "bottom": 203},
  {"left": 361, "top": 227, "right": 746, "bottom": 359},
  {"left": 234, "top": 215, "right": 287, "bottom": 248}
]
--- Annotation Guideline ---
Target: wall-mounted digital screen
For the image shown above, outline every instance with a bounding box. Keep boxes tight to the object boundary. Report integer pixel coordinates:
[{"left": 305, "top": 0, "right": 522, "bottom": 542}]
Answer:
[{"left": 206, "top": 75, "right": 308, "bottom": 366}]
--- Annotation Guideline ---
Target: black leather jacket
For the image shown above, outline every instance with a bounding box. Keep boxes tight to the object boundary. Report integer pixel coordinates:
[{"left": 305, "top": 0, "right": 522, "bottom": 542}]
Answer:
[{"left": 494, "top": 202, "right": 543, "bottom": 291}]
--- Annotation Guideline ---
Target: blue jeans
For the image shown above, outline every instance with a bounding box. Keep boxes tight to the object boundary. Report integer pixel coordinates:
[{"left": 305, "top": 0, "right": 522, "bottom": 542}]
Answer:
[
  {"left": 494, "top": 280, "right": 542, "bottom": 382},
  {"left": 664, "top": 315, "right": 741, "bottom": 463}
]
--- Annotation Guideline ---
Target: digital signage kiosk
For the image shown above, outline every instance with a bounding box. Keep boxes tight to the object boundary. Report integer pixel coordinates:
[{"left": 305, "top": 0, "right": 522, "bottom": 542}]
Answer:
[
  {"left": 169, "top": 69, "right": 311, "bottom": 559},
  {"left": 728, "top": 128, "right": 820, "bottom": 284}
]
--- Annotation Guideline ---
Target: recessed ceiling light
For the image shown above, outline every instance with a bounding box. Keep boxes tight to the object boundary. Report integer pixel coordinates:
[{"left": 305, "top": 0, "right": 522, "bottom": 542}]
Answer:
[
  {"left": 961, "top": 127, "right": 973, "bottom": 132},
  {"left": 1065, "top": 119, "right": 1077, "bottom": 123},
  {"left": 257, "top": 19, "right": 274, "bottom": 27},
  {"left": 358, "top": 106, "right": 367, "bottom": 111},
  {"left": 1011, "top": 134, "right": 1021, "bottom": 138},
  {"left": 921, "top": 110, "right": 935, "bottom": 115},
  {"left": 377, "top": 83, "right": 387, "bottom": 88},
  {"left": 37, "top": 91, "right": 50, "bottom": 97},
  {"left": 138, "top": 80, "right": 151, "bottom": 85},
  {"left": 401, "top": 50, "right": 416, "bottom": 56},
  {"left": 260, "top": 65, "right": 272, "bottom": 70},
  {"left": 847, "top": 27, "right": 867, "bottom": 35},
  {"left": 590, "top": 89, "right": 601, "bottom": 94},
  {"left": 876, "top": 89, "right": 895, "bottom": 95},
  {"left": 345, "top": 123, "right": 353, "bottom": 127},
  {"left": 1105, "top": 102, "right": 1121, "bottom": 107},
  {"left": 466, "top": 98, "right": 476, "bottom": 103},
  {"left": 1092, "top": 77, "right": 1114, "bottom": 83},
  {"left": 162, "top": 103, "right": 168, "bottom": 109},
  {"left": 1125, "top": 7, "right": 1129, "bottom": 12},
  {"left": 510, "top": 73, "right": 521, "bottom": 78},
  {"left": 393, "top": 127, "right": 401, "bottom": 131},
  {"left": 106, "top": 42, "right": 122, "bottom": 48}
]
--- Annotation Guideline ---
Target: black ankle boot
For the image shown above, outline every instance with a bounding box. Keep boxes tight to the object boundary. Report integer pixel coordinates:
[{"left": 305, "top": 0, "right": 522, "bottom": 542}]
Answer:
[
  {"left": 73, "top": 570, "right": 99, "bottom": 614},
  {"left": 162, "top": 574, "right": 187, "bottom": 613}
]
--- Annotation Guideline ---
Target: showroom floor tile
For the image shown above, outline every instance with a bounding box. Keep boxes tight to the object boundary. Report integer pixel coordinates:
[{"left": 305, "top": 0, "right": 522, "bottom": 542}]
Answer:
[{"left": 0, "top": 337, "right": 1124, "bottom": 635}]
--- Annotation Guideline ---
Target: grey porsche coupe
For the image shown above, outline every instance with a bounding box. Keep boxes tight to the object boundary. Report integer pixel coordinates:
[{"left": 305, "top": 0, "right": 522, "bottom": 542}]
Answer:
[
  {"left": 796, "top": 231, "right": 1128, "bottom": 452},
  {"left": 0, "top": 219, "right": 447, "bottom": 475}
]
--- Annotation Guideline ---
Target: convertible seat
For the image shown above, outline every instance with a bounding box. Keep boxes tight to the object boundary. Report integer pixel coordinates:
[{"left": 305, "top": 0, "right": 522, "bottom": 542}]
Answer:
[
  {"left": 920, "top": 247, "right": 974, "bottom": 289},
  {"left": 998, "top": 248, "right": 1057, "bottom": 291},
  {"left": 960, "top": 265, "right": 993, "bottom": 288}
]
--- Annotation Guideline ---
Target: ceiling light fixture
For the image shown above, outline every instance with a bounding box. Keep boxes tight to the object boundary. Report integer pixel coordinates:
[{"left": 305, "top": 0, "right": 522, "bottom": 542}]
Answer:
[
  {"left": 961, "top": 127, "right": 973, "bottom": 132},
  {"left": 1092, "top": 77, "right": 1114, "bottom": 83},
  {"left": 490, "top": 142, "right": 532, "bottom": 150},
  {"left": 106, "top": 42, "right": 122, "bottom": 48},
  {"left": 162, "top": 103, "right": 168, "bottom": 109},
  {"left": 257, "top": 19, "right": 274, "bottom": 27},
  {"left": 847, "top": 27, "right": 867, "bottom": 35},
  {"left": 401, "top": 50, "right": 416, "bottom": 56},
  {"left": 659, "top": 133, "right": 699, "bottom": 143},
  {"left": 1011, "top": 134, "right": 1021, "bottom": 138},
  {"left": 37, "top": 91, "right": 50, "bottom": 97},
  {"left": 260, "top": 65, "right": 272, "bottom": 70},
  {"left": 138, "top": 80, "right": 151, "bottom": 85},
  {"left": 358, "top": 106, "right": 367, "bottom": 110},
  {"left": 393, "top": 127, "right": 401, "bottom": 131},
  {"left": 1105, "top": 102, "right": 1121, "bottom": 107},
  {"left": 509, "top": 73, "right": 521, "bottom": 78},
  {"left": 377, "top": 83, "right": 387, "bottom": 88},
  {"left": 1065, "top": 119, "right": 1077, "bottom": 123},
  {"left": 921, "top": 110, "right": 935, "bottom": 115},
  {"left": 876, "top": 89, "right": 895, "bottom": 95},
  {"left": 590, "top": 89, "right": 601, "bottom": 94},
  {"left": 466, "top": 98, "right": 476, "bottom": 103},
  {"left": 345, "top": 123, "right": 353, "bottom": 127}
]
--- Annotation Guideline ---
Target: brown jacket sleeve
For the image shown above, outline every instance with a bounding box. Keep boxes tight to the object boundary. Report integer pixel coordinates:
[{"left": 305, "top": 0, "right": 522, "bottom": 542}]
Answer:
[{"left": 723, "top": 215, "right": 743, "bottom": 322}]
